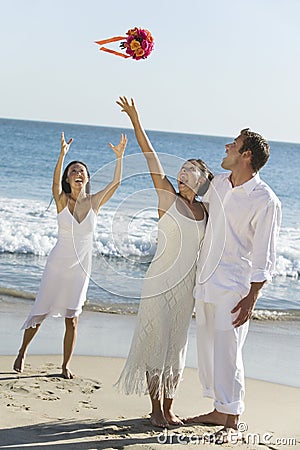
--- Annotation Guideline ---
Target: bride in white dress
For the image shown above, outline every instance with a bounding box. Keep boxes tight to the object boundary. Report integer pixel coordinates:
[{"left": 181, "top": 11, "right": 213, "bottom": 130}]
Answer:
[
  {"left": 115, "top": 97, "right": 213, "bottom": 428},
  {"left": 13, "top": 132, "right": 127, "bottom": 379}
]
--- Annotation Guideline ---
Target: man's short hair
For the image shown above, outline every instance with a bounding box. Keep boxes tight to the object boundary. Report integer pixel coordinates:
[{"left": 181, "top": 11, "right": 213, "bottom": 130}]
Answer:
[{"left": 239, "top": 128, "right": 270, "bottom": 172}]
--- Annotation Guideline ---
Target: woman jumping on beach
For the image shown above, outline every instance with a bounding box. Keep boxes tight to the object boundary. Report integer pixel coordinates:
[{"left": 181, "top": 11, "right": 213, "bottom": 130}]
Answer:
[
  {"left": 13, "top": 132, "right": 127, "bottom": 379},
  {"left": 115, "top": 97, "right": 213, "bottom": 428}
]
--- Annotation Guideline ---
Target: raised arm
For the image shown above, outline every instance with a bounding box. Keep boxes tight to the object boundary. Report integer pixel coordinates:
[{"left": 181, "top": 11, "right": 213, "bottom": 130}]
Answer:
[
  {"left": 52, "top": 132, "right": 73, "bottom": 210},
  {"left": 116, "top": 96, "right": 174, "bottom": 195},
  {"left": 91, "top": 134, "right": 127, "bottom": 214}
]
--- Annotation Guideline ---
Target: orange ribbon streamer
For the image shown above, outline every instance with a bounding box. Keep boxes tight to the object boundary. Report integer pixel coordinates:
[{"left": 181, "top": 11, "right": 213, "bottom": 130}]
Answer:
[
  {"left": 95, "top": 36, "right": 130, "bottom": 59},
  {"left": 98, "top": 47, "right": 130, "bottom": 58}
]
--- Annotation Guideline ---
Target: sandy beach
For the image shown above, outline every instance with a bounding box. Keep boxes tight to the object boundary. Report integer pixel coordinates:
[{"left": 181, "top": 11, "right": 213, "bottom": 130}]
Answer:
[
  {"left": 1, "top": 355, "right": 299, "bottom": 450},
  {"left": 0, "top": 298, "right": 299, "bottom": 449}
]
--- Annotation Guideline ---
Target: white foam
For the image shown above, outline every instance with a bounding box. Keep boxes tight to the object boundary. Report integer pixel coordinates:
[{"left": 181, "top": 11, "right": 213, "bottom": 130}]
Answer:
[
  {"left": 0, "top": 197, "right": 157, "bottom": 259},
  {"left": 276, "top": 227, "right": 300, "bottom": 278},
  {"left": 251, "top": 309, "right": 293, "bottom": 320},
  {"left": 0, "top": 197, "right": 299, "bottom": 280},
  {"left": 0, "top": 198, "right": 57, "bottom": 255}
]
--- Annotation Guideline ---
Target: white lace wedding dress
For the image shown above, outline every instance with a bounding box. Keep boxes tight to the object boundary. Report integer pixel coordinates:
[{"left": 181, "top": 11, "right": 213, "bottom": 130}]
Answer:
[{"left": 116, "top": 199, "right": 206, "bottom": 398}]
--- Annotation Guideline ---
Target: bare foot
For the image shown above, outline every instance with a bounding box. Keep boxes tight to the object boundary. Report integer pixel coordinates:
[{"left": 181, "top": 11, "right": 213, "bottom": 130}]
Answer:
[
  {"left": 13, "top": 354, "right": 25, "bottom": 373},
  {"left": 183, "top": 409, "right": 227, "bottom": 425},
  {"left": 164, "top": 410, "right": 183, "bottom": 426},
  {"left": 207, "top": 427, "right": 244, "bottom": 445},
  {"left": 150, "top": 411, "right": 169, "bottom": 428},
  {"left": 62, "top": 367, "right": 74, "bottom": 379}
]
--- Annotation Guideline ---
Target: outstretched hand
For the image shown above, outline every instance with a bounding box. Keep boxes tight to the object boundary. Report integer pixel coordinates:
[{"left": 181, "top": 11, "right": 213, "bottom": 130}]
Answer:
[
  {"left": 61, "top": 132, "right": 73, "bottom": 156},
  {"left": 108, "top": 133, "right": 127, "bottom": 158},
  {"left": 116, "top": 96, "right": 139, "bottom": 122}
]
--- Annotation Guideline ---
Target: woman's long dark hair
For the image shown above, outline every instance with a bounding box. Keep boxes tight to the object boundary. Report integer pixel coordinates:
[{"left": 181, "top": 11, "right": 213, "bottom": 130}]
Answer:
[
  {"left": 188, "top": 158, "right": 214, "bottom": 196},
  {"left": 61, "top": 161, "right": 91, "bottom": 194}
]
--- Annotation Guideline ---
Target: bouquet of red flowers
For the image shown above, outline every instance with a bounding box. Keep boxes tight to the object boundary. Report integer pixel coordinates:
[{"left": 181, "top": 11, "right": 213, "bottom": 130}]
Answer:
[
  {"left": 120, "top": 27, "right": 154, "bottom": 60},
  {"left": 95, "top": 27, "right": 154, "bottom": 60}
]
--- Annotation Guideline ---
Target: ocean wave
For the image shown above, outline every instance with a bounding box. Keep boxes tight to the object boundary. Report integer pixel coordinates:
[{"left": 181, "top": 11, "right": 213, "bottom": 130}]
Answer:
[
  {"left": 0, "top": 287, "right": 35, "bottom": 300},
  {"left": 0, "top": 197, "right": 299, "bottom": 279},
  {"left": 276, "top": 227, "right": 300, "bottom": 278},
  {"left": 251, "top": 309, "right": 297, "bottom": 321}
]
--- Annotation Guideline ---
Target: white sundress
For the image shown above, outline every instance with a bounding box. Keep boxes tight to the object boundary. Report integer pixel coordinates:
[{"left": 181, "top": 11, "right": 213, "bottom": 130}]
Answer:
[
  {"left": 22, "top": 206, "right": 97, "bottom": 329},
  {"left": 116, "top": 200, "right": 206, "bottom": 398}
]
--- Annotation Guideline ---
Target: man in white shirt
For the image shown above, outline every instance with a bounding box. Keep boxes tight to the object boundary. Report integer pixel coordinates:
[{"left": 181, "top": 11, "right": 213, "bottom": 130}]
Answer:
[{"left": 185, "top": 129, "right": 281, "bottom": 441}]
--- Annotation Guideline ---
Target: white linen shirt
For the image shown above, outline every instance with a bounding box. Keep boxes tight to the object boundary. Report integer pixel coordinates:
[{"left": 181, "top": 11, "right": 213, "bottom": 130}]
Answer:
[{"left": 194, "top": 172, "right": 282, "bottom": 308}]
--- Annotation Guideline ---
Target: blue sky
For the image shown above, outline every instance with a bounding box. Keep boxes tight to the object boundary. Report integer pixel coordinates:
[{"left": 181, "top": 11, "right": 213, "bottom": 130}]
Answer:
[{"left": 1, "top": 0, "right": 299, "bottom": 143}]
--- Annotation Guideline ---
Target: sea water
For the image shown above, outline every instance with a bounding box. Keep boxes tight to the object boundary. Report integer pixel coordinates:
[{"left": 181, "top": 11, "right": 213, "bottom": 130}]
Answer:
[
  {"left": 1, "top": 118, "right": 300, "bottom": 387},
  {"left": 1, "top": 118, "right": 299, "bottom": 317}
]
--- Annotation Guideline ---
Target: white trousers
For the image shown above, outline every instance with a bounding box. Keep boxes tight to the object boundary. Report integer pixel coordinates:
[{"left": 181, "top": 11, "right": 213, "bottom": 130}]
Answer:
[{"left": 195, "top": 301, "right": 249, "bottom": 415}]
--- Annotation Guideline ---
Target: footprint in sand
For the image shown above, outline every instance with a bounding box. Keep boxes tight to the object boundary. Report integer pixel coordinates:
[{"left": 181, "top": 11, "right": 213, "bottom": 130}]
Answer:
[
  {"left": 80, "top": 379, "right": 101, "bottom": 394},
  {"left": 38, "top": 390, "right": 60, "bottom": 401},
  {"left": 4, "top": 373, "right": 101, "bottom": 407},
  {"left": 3, "top": 381, "right": 30, "bottom": 395},
  {"left": 78, "top": 400, "right": 97, "bottom": 409},
  {"left": 10, "top": 386, "right": 30, "bottom": 395},
  {"left": 31, "top": 382, "right": 42, "bottom": 389},
  {"left": 6, "top": 403, "right": 30, "bottom": 411}
]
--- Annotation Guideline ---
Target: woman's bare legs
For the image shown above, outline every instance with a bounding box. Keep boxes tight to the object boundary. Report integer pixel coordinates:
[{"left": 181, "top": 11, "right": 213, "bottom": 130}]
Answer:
[
  {"left": 146, "top": 372, "right": 169, "bottom": 428},
  {"left": 163, "top": 375, "right": 182, "bottom": 425},
  {"left": 13, "top": 325, "right": 41, "bottom": 372},
  {"left": 163, "top": 397, "right": 183, "bottom": 425},
  {"left": 149, "top": 398, "right": 170, "bottom": 428},
  {"left": 146, "top": 373, "right": 183, "bottom": 427},
  {"left": 149, "top": 397, "right": 169, "bottom": 428},
  {"left": 13, "top": 317, "right": 78, "bottom": 378},
  {"left": 62, "top": 316, "right": 78, "bottom": 379}
]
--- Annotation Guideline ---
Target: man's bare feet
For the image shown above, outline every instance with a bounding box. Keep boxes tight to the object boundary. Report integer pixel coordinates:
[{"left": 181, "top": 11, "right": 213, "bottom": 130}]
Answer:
[
  {"left": 164, "top": 410, "right": 183, "bottom": 426},
  {"left": 62, "top": 366, "right": 74, "bottom": 379},
  {"left": 183, "top": 409, "right": 227, "bottom": 425},
  {"left": 150, "top": 411, "right": 169, "bottom": 428},
  {"left": 13, "top": 353, "right": 25, "bottom": 373}
]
